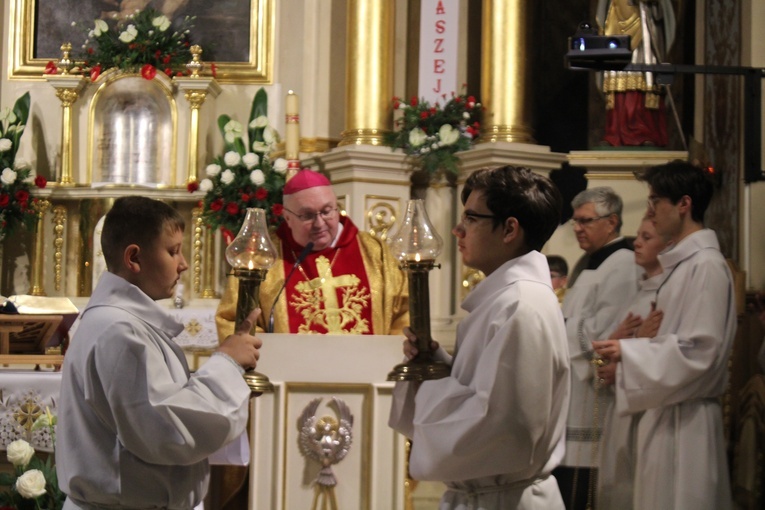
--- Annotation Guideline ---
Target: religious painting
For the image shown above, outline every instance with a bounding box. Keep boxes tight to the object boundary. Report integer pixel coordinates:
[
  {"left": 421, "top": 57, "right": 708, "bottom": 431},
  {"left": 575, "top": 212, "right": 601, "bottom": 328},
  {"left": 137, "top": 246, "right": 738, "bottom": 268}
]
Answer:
[{"left": 8, "top": 0, "right": 273, "bottom": 83}]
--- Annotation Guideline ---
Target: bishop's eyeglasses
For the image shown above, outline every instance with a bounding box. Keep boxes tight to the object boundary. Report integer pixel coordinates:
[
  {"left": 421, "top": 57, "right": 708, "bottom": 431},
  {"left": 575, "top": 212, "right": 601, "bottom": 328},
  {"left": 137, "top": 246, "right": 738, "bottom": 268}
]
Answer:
[{"left": 284, "top": 206, "right": 339, "bottom": 223}]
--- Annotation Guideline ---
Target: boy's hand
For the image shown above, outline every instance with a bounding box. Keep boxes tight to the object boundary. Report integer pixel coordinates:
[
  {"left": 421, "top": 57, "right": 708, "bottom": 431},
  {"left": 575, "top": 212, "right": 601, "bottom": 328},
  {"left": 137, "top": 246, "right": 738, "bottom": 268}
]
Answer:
[
  {"left": 218, "top": 308, "right": 263, "bottom": 370},
  {"left": 609, "top": 312, "right": 643, "bottom": 339},
  {"left": 402, "top": 326, "right": 439, "bottom": 359}
]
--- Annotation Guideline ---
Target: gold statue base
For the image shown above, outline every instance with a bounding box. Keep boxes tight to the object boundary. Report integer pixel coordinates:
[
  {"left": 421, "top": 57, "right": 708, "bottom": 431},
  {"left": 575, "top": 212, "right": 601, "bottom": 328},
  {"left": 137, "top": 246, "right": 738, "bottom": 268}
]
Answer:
[{"left": 387, "top": 357, "right": 450, "bottom": 382}]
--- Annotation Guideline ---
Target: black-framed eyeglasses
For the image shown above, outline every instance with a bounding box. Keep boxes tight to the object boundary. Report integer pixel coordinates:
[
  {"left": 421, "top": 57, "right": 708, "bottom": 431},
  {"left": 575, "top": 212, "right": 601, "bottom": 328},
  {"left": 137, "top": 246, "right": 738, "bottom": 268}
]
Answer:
[
  {"left": 571, "top": 215, "right": 610, "bottom": 227},
  {"left": 283, "top": 206, "right": 338, "bottom": 223},
  {"left": 460, "top": 211, "right": 496, "bottom": 225}
]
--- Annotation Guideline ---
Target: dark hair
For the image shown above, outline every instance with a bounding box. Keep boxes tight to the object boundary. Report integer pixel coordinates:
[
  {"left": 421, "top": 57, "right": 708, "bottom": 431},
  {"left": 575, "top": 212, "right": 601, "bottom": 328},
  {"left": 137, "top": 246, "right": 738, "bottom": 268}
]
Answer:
[
  {"left": 101, "top": 196, "right": 185, "bottom": 271},
  {"left": 546, "top": 255, "right": 568, "bottom": 276},
  {"left": 638, "top": 160, "right": 714, "bottom": 223},
  {"left": 461, "top": 165, "right": 562, "bottom": 252}
]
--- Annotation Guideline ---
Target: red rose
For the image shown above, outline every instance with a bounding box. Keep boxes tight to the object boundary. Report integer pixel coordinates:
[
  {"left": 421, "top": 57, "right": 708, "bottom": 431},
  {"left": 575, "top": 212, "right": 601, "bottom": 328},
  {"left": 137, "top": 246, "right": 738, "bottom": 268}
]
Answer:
[
  {"left": 187, "top": 181, "right": 199, "bottom": 193},
  {"left": 210, "top": 198, "right": 223, "bottom": 211},
  {"left": 87, "top": 47, "right": 94, "bottom": 55},
  {"left": 34, "top": 175, "right": 47, "bottom": 188},
  {"left": 255, "top": 188, "right": 268, "bottom": 200},
  {"left": 241, "top": 193, "right": 250, "bottom": 202},
  {"left": 271, "top": 203, "right": 284, "bottom": 216},
  {"left": 420, "top": 111, "right": 428, "bottom": 119},
  {"left": 15, "top": 189, "right": 29, "bottom": 203},
  {"left": 226, "top": 202, "right": 239, "bottom": 215},
  {"left": 155, "top": 50, "right": 162, "bottom": 58},
  {"left": 44, "top": 61, "right": 58, "bottom": 75},
  {"left": 393, "top": 101, "right": 400, "bottom": 109},
  {"left": 429, "top": 107, "right": 437, "bottom": 115},
  {"left": 454, "top": 96, "right": 462, "bottom": 103},
  {"left": 90, "top": 65, "right": 102, "bottom": 82},
  {"left": 410, "top": 97, "right": 418, "bottom": 107},
  {"left": 141, "top": 64, "right": 157, "bottom": 80},
  {"left": 163, "top": 55, "right": 172, "bottom": 65},
  {"left": 210, "top": 63, "right": 218, "bottom": 78},
  {"left": 0, "top": 194, "right": 8, "bottom": 207},
  {"left": 164, "top": 68, "right": 173, "bottom": 77}
]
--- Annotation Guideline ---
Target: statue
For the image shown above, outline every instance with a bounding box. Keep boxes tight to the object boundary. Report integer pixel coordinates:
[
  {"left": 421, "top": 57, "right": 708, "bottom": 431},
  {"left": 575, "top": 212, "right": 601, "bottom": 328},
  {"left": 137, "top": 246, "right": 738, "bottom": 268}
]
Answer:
[{"left": 596, "top": 0, "right": 677, "bottom": 147}]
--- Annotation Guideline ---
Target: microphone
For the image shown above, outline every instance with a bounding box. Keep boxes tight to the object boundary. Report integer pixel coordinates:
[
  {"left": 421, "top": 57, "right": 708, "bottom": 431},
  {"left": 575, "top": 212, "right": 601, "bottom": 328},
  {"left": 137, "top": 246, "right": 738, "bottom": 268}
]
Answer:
[{"left": 268, "top": 241, "right": 314, "bottom": 333}]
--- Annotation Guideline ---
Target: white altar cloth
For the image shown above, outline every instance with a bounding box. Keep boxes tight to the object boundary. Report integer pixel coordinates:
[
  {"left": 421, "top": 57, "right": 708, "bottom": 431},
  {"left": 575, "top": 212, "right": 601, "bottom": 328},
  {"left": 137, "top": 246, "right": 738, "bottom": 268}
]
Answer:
[{"left": 0, "top": 370, "right": 61, "bottom": 452}]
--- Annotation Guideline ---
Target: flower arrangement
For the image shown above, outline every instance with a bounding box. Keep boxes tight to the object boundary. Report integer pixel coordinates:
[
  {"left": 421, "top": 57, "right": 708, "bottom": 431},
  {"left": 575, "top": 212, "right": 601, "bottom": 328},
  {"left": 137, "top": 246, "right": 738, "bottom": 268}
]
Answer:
[
  {"left": 384, "top": 92, "right": 482, "bottom": 182},
  {"left": 0, "top": 92, "right": 47, "bottom": 241},
  {"left": 188, "top": 88, "right": 287, "bottom": 242},
  {"left": 51, "top": 8, "right": 196, "bottom": 81},
  {"left": 0, "top": 409, "right": 64, "bottom": 510}
]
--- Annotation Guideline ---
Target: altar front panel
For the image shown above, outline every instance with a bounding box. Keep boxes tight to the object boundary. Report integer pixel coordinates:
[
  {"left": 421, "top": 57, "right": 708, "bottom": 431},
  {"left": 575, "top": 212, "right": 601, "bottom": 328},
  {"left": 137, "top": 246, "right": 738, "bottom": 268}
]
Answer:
[{"left": 249, "top": 334, "right": 406, "bottom": 510}]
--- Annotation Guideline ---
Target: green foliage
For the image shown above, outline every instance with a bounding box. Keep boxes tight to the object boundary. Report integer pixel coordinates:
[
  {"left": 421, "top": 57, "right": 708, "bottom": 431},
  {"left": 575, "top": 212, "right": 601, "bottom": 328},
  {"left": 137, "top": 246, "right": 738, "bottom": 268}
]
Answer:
[
  {"left": 384, "top": 93, "right": 482, "bottom": 183},
  {"left": 0, "top": 92, "right": 46, "bottom": 240},
  {"left": 77, "top": 8, "right": 194, "bottom": 78},
  {"left": 191, "top": 89, "right": 287, "bottom": 240}
]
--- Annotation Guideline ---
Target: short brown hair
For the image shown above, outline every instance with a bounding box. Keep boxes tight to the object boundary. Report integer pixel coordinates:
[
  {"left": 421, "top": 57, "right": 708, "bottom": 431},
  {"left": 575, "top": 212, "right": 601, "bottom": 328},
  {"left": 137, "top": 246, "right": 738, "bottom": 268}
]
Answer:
[{"left": 101, "top": 196, "right": 184, "bottom": 271}]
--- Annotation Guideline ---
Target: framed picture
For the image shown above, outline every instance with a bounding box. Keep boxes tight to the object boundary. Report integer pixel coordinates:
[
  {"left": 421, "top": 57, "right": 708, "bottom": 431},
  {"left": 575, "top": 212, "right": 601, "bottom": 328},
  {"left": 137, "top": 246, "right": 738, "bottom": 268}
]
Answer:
[{"left": 8, "top": 0, "right": 273, "bottom": 83}]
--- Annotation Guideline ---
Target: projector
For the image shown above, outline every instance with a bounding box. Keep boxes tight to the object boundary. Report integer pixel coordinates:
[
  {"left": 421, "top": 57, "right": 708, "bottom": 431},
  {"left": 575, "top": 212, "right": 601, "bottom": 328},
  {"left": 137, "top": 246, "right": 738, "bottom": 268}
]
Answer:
[{"left": 565, "top": 23, "right": 632, "bottom": 70}]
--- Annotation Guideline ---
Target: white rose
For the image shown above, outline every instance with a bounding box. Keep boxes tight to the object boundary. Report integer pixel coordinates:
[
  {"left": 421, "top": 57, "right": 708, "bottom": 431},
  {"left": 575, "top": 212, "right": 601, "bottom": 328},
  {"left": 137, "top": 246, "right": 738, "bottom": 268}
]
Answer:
[
  {"left": 205, "top": 163, "right": 221, "bottom": 177},
  {"left": 438, "top": 124, "right": 460, "bottom": 146},
  {"left": 199, "top": 178, "right": 214, "bottom": 192},
  {"left": 220, "top": 169, "right": 235, "bottom": 185},
  {"left": 251, "top": 141, "right": 269, "bottom": 153},
  {"left": 242, "top": 153, "right": 260, "bottom": 169},
  {"left": 250, "top": 169, "right": 265, "bottom": 185},
  {"left": 1, "top": 167, "right": 18, "bottom": 185},
  {"left": 263, "top": 125, "right": 279, "bottom": 146},
  {"left": 0, "top": 138, "right": 12, "bottom": 152},
  {"left": 152, "top": 15, "right": 171, "bottom": 32},
  {"left": 93, "top": 19, "right": 108, "bottom": 37},
  {"left": 7, "top": 439, "right": 35, "bottom": 468},
  {"left": 223, "top": 120, "right": 243, "bottom": 144},
  {"left": 15, "top": 469, "right": 47, "bottom": 499},
  {"left": 249, "top": 115, "right": 269, "bottom": 129},
  {"left": 463, "top": 112, "right": 470, "bottom": 119},
  {"left": 223, "top": 151, "right": 241, "bottom": 167},
  {"left": 272, "top": 158, "right": 288, "bottom": 174},
  {"left": 408, "top": 128, "right": 427, "bottom": 147},
  {"left": 118, "top": 24, "right": 137, "bottom": 43}
]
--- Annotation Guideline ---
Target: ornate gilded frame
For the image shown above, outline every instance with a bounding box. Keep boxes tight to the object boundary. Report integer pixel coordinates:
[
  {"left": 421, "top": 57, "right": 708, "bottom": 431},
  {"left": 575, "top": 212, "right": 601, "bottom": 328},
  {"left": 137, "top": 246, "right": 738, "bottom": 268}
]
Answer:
[{"left": 8, "top": 0, "right": 274, "bottom": 83}]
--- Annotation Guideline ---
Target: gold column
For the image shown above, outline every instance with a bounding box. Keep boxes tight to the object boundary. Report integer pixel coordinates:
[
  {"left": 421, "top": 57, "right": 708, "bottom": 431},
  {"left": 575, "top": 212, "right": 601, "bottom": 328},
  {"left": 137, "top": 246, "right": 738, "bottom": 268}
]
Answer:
[
  {"left": 29, "top": 200, "right": 51, "bottom": 296},
  {"left": 192, "top": 207, "right": 204, "bottom": 295},
  {"left": 44, "top": 72, "right": 88, "bottom": 186},
  {"left": 52, "top": 205, "right": 67, "bottom": 292},
  {"left": 201, "top": 226, "right": 219, "bottom": 298},
  {"left": 477, "top": 0, "right": 535, "bottom": 144},
  {"left": 176, "top": 72, "right": 222, "bottom": 185},
  {"left": 338, "top": 0, "right": 395, "bottom": 146}
]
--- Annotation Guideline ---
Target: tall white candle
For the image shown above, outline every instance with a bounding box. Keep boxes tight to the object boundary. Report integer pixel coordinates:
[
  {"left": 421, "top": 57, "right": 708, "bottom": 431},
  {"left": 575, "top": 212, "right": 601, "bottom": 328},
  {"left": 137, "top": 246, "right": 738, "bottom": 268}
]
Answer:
[{"left": 285, "top": 90, "right": 300, "bottom": 161}]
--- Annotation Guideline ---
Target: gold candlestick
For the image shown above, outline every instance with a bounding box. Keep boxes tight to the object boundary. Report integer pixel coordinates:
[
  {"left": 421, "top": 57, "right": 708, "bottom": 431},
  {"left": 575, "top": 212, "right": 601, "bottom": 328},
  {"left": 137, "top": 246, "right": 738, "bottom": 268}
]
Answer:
[{"left": 29, "top": 199, "right": 51, "bottom": 297}]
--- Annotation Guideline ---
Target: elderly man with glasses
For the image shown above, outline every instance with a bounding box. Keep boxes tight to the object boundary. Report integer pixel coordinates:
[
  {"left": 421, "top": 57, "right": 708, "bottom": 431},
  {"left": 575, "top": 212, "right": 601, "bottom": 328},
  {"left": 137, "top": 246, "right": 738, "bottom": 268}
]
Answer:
[
  {"left": 552, "top": 186, "right": 641, "bottom": 510},
  {"left": 216, "top": 169, "right": 408, "bottom": 336}
]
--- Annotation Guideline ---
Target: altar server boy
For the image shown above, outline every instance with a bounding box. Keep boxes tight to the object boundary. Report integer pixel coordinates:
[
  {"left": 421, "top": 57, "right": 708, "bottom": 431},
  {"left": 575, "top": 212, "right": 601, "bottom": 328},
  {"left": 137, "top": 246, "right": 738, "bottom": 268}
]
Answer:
[
  {"left": 389, "top": 165, "right": 570, "bottom": 509},
  {"left": 57, "top": 196, "right": 262, "bottom": 510}
]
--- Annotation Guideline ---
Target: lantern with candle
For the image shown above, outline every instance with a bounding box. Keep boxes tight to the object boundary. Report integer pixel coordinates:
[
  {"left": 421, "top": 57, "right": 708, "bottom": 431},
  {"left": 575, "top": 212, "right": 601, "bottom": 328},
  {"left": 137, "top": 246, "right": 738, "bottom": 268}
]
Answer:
[
  {"left": 386, "top": 199, "right": 450, "bottom": 381},
  {"left": 225, "top": 207, "right": 278, "bottom": 393}
]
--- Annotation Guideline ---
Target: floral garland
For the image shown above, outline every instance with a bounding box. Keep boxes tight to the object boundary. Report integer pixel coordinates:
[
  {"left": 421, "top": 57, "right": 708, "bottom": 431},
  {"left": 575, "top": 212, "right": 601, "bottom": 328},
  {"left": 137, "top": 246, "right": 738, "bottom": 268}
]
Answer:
[
  {"left": 384, "top": 92, "right": 482, "bottom": 182},
  {"left": 188, "top": 88, "right": 287, "bottom": 242},
  {"left": 46, "top": 8, "right": 197, "bottom": 81},
  {"left": 0, "top": 93, "right": 47, "bottom": 241},
  {"left": 0, "top": 410, "right": 64, "bottom": 510}
]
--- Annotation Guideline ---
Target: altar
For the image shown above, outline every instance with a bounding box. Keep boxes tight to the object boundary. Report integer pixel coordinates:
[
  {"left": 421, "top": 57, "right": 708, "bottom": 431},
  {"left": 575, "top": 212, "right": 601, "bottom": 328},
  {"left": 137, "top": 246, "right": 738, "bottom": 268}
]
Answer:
[{"left": 0, "top": 333, "right": 413, "bottom": 509}]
